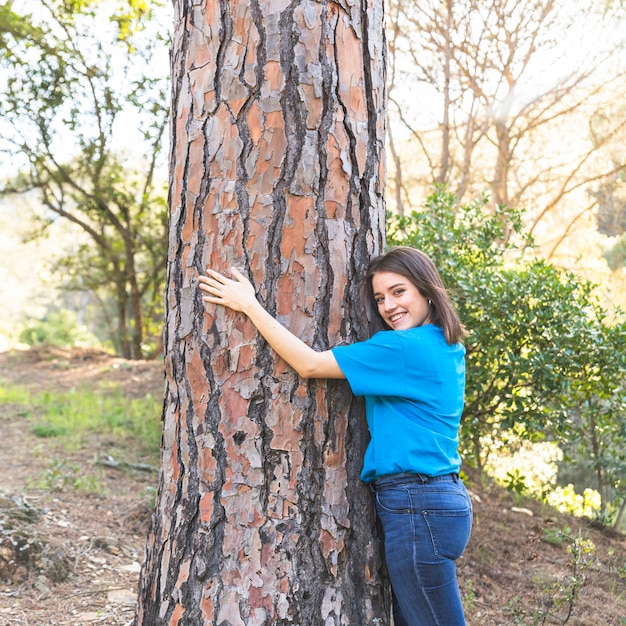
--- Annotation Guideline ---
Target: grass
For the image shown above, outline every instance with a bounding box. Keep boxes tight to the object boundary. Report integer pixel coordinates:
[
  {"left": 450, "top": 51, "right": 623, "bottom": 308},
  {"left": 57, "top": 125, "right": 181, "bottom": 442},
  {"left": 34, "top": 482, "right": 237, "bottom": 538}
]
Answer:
[
  {"left": 0, "top": 384, "right": 35, "bottom": 409},
  {"left": 0, "top": 380, "right": 162, "bottom": 456},
  {"left": 33, "top": 458, "right": 106, "bottom": 492}
]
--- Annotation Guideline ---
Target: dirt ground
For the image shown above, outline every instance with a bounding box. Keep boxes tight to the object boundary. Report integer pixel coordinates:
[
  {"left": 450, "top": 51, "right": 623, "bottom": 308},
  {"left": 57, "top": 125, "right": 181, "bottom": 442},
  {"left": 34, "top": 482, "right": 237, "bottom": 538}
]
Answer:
[
  {"left": 0, "top": 347, "right": 625, "bottom": 625},
  {"left": 0, "top": 347, "right": 164, "bottom": 626}
]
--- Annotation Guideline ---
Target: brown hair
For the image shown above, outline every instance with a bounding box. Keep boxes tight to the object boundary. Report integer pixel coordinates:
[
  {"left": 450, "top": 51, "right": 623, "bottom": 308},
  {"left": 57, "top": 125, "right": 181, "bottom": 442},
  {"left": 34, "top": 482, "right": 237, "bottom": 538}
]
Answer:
[{"left": 365, "top": 247, "right": 466, "bottom": 345}]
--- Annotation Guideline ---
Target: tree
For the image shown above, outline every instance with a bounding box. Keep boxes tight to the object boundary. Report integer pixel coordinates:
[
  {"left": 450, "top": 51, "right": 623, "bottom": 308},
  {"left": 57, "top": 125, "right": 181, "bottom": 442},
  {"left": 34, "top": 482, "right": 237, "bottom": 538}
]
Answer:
[
  {"left": 385, "top": 0, "right": 626, "bottom": 257},
  {"left": 557, "top": 318, "right": 626, "bottom": 527},
  {"left": 135, "top": 0, "right": 390, "bottom": 622},
  {"left": 0, "top": 0, "right": 169, "bottom": 359}
]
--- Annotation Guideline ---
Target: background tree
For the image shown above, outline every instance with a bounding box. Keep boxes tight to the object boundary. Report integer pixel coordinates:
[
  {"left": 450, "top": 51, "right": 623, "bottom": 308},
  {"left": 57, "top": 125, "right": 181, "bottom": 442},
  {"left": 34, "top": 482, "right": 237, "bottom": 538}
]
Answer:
[
  {"left": 0, "top": 0, "right": 170, "bottom": 358},
  {"left": 556, "top": 318, "right": 626, "bottom": 527},
  {"left": 588, "top": 100, "right": 626, "bottom": 305},
  {"left": 135, "top": 0, "right": 390, "bottom": 622},
  {"left": 385, "top": 0, "right": 626, "bottom": 264}
]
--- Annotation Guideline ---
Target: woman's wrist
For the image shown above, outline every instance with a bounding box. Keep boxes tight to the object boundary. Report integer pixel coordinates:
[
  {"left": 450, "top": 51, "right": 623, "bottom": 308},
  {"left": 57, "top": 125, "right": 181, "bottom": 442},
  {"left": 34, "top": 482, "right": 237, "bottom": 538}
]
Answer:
[{"left": 242, "top": 296, "right": 263, "bottom": 320}]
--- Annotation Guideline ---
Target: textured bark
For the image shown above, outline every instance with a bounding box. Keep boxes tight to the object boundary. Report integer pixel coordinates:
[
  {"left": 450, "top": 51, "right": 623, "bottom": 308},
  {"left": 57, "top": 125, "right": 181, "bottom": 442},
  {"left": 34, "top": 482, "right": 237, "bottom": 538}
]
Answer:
[{"left": 136, "top": 0, "right": 388, "bottom": 623}]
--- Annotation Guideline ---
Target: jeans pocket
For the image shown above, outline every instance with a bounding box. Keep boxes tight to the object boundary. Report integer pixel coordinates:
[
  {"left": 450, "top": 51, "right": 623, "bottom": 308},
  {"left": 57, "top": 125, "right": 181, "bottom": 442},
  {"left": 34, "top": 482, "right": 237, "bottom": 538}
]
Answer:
[
  {"left": 422, "top": 507, "right": 472, "bottom": 560},
  {"left": 375, "top": 488, "right": 412, "bottom": 514}
]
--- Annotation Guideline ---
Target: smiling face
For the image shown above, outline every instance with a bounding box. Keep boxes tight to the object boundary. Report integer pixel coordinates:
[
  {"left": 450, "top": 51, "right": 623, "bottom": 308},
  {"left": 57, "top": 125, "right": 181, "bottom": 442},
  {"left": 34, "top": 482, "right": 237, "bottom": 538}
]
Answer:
[{"left": 371, "top": 271, "right": 431, "bottom": 331}]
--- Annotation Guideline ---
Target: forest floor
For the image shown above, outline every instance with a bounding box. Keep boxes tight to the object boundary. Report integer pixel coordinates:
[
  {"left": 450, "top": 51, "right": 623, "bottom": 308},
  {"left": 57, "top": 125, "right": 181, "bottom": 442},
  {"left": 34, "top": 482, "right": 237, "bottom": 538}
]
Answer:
[{"left": 0, "top": 347, "right": 625, "bottom": 625}]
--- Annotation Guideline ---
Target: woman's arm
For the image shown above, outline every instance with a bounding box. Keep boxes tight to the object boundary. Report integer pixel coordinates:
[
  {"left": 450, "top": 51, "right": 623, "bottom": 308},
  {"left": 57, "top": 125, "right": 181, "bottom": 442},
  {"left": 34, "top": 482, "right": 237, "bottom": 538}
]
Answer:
[{"left": 199, "top": 267, "right": 345, "bottom": 379}]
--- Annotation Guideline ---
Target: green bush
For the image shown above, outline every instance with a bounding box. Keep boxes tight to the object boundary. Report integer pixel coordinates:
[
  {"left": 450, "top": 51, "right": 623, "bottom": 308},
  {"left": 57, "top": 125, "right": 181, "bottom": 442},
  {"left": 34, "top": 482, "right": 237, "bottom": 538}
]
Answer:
[
  {"left": 387, "top": 189, "right": 626, "bottom": 524},
  {"left": 18, "top": 310, "right": 100, "bottom": 349}
]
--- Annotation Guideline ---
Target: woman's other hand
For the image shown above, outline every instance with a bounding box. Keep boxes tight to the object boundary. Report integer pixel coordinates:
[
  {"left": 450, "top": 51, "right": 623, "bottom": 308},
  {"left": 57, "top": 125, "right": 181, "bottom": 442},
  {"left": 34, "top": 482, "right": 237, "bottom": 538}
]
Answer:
[{"left": 199, "top": 267, "right": 257, "bottom": 314}]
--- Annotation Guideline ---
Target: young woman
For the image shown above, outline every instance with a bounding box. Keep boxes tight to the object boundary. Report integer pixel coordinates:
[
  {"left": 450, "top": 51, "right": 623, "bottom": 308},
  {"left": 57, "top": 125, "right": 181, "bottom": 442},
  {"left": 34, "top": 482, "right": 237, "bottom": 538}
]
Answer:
[{"left": 199, "top": 246, "right": 473, "bottom": 626}]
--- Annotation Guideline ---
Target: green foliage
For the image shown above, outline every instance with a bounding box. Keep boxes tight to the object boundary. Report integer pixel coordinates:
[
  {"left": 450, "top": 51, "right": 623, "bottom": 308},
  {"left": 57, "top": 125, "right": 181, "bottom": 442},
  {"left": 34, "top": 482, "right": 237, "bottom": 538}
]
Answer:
[
  {"left": 462, "top": 578, "right": 476, "bottom": 611},
  {"left": 32, "top": 423, "right": 69, "bottom": 438},
  {"left": 36, "top": 458, "right": 104, "bottom": 492},
  {"left": 1, "top": 380, "right": 161, "bottom": 455},
  {"left": 485, "top": 439, "right": 562, "bottom": 500},
  {"left": 1, "top": 376, "right": 161, "bottom": 500},
  {"left": 543, "top": 285, "right": 626, "bottom": 526},
  {"left": 387, "top": 190, "right": 626, "bottom": 518},
  {"left": 542, "top": 526, "right": 572, "bottom": 547},
  {"left": 604, "top": 233, "right": 626, "bottom": 271},
  {"left": 508, "top": 529, "right": 596, "bottom": 624},
  {"left": 551, "top": 531, "right": 596, "bottom": 623},
  {"left": 18, "top": 310, "right": 100, "bottom": 349},
  {"left": 30, "top": 387, "right": 162, "bottom": 453},
  {"left": 503, "top": 469, "right": 528, "bottom": 498},
  {"left": 0, "top": 0, "right": 169, "bottom": 359},
  {"left": 140, "top": 484, "right": 157, "bottom": 507},
  {"left": 0, "top": 383, "right": 33, "bottom": 407}
]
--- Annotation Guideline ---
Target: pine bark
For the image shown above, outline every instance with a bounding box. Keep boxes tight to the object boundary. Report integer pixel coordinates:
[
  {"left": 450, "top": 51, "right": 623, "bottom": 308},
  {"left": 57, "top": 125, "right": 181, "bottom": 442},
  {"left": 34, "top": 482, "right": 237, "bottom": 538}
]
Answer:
[{"left": 136, "top": 0, "right": 389, "bottom": 622}]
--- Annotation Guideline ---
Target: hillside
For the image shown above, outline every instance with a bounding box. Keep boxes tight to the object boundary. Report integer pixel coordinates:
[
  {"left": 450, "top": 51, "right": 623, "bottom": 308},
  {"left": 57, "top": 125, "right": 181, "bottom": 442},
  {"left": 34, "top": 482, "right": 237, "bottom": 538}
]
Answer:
[{"left": 0, "top": 348, "right": 624, "bottom": 625}]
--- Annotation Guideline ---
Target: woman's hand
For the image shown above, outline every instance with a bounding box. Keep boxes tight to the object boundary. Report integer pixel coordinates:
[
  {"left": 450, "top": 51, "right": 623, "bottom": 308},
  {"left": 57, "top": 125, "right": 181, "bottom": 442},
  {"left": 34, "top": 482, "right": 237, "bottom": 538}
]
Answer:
[{"left": 199, "top": 267, "right": 258, "bottom": 314}]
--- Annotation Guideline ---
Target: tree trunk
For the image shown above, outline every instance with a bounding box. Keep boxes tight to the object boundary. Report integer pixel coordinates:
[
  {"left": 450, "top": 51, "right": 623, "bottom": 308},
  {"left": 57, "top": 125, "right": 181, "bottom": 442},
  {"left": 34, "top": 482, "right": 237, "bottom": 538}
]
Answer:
[
  {"left": 116, "top": 281, "right": 132, "bottom": 360},
  {"left": 589, "top": 410, "right": 606, "bottom": 515},
  {"left": 436, "top": 0, "right": 452, "bottom": 186},
  {"left": 492, "top": 120, "right": 511, "bottom": 207},
  {"left": 135, "top": 0, "right": 389, "bottom": 623},
  {"left": 125, "top": 236, "right": 144, "bottom": 359},
  {"left": 388, "top": 124, "right": 404, "bottom": 216}
]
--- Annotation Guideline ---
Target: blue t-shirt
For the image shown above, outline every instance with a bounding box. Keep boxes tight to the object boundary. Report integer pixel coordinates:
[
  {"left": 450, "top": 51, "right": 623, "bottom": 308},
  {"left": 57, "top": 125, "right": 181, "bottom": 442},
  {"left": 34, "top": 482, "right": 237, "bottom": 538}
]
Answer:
[{"left": 331, "top": 324, "right": 465, "bottom": 483}]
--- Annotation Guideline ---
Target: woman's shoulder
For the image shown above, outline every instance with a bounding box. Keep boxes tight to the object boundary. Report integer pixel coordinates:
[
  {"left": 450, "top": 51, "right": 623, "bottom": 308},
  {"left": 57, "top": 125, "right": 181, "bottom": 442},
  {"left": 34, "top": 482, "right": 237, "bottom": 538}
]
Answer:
[
  {"left": 367, "top": 325, "right": 439, "bottom": 341},
  {"left": 398, "top": 324, "right": 442, "bottom": 339},
  {"left": 365, "top": 325, "right": 464, "bottom": 353},
  {"left": 397, "top": 325, "right": 465, "bottom": 352}
]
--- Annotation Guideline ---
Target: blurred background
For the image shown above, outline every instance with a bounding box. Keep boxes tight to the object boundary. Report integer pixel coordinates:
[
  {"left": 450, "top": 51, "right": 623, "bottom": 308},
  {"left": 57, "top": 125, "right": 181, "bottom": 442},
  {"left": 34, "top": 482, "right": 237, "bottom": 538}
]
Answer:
[
  {"left": 2, "top": 0, "right": 625, "bottom": 358},
  {"left": 1, "top": 0, "right": 625, "bottom": 526}
]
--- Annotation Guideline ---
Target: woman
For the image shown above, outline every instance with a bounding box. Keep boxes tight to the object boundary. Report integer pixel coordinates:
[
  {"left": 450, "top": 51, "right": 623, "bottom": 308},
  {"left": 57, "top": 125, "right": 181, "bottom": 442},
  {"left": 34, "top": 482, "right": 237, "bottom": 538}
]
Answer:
[{"left": 199, "top": 246, "right": 472, "bottom": 626}]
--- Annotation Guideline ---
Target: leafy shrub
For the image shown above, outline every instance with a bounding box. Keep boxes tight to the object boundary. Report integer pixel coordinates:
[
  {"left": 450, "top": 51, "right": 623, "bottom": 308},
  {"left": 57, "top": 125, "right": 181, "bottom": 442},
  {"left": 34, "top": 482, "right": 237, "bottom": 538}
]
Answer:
[
  {"left": 389, "top": 190, "right": 626, "bottom": 526},
  {"left": 18, "top": 310, "right": 99, "bottom": 349}
]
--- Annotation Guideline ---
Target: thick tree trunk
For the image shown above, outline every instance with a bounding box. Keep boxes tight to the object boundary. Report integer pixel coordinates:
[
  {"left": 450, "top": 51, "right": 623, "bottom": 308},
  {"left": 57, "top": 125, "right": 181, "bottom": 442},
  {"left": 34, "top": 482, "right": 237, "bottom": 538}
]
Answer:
[{"left": 135, "top": 0, "right": 389, "bottom": 624}]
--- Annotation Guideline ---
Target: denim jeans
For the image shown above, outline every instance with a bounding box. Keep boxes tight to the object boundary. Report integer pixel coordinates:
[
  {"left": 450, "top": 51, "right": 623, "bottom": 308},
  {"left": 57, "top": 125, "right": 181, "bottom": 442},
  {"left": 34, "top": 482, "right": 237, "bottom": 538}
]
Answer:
[{"left": 371, "top": 473, "right": 473, "bottom": 626}]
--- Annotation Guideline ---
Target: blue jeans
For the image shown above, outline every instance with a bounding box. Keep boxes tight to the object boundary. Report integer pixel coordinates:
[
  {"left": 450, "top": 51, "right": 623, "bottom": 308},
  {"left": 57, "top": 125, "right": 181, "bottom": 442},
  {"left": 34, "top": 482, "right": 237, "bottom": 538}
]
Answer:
[{"left": 371, "top": 473, "right": 473, "bottom": 626}]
